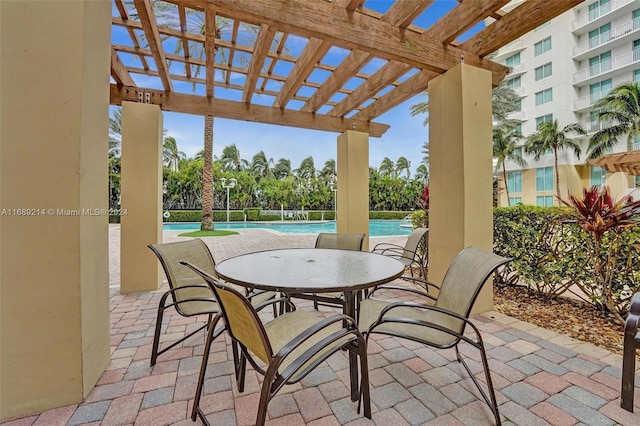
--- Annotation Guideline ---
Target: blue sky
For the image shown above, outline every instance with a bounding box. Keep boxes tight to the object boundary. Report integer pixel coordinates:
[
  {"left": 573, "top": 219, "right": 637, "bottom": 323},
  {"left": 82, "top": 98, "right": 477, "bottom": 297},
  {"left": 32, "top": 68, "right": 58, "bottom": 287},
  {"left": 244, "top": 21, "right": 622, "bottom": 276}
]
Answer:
[{"left": 111, "top": 0, "right": 480, "bottom": 174}]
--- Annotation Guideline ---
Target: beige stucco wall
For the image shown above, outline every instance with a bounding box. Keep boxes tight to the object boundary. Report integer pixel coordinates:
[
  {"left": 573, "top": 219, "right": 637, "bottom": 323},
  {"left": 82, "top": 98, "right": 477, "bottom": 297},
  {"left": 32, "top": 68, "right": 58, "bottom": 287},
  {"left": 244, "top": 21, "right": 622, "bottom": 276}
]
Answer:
[
  {"left": 0, "top": 0, "right": 111, "bottom": 419},
  {"left": 428, "top": 64, "right": 494, "bottom": 312},
  {"left": 120, "top": 102, "right": 163, "bottom": 293},
  {"left": 337, "top": 131, "right": 370, "bottom": 250}
]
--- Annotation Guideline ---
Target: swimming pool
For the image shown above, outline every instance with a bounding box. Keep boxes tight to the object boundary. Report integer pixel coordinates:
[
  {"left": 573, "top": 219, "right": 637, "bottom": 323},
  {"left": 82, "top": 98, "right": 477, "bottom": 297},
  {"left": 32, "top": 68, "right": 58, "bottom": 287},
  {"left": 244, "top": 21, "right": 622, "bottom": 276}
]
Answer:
[{"left": 163, "top": 220, "right": 413, "bottom": 236}]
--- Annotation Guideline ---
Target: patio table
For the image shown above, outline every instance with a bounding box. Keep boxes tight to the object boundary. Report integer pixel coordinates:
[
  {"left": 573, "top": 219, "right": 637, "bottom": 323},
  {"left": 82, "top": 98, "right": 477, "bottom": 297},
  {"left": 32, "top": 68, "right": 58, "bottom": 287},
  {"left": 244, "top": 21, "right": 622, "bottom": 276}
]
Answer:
[{"left": 215, "top": 247, "right": 405, "bottom": 400}]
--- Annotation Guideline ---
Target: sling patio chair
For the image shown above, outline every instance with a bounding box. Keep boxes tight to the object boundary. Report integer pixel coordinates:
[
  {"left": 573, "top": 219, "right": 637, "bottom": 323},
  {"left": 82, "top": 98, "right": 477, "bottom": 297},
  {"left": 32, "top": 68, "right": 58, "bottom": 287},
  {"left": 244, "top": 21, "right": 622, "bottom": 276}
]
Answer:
[
  {"left": 621, "top": 291, "right": 640, "bottom": 412},
  {"left": 291, "top": 232, "right": 365, "bottom": 311},
  {"left": 181, "top": 260, "right": 371, "bottom": 426},
  {"left": 372, "top": 227, "right": 429, "bottom": 278},
  {"left": 359, "top": 246, "right": 511, "bottom": 426},
  {"left": 148, "top": 238, "right": 276, "bottom": 366}
]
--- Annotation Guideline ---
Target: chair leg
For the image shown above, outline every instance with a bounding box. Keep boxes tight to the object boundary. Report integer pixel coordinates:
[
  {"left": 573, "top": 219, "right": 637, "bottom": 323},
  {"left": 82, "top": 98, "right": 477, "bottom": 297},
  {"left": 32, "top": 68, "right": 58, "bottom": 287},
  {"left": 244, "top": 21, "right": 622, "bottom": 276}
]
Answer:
[
  {"left": 621, "top": 342, "right": 637, "bottom": 411},
  {"left": 313, "top": 299, "right": 319, "bottom": 310},
  {"left": 456, "top": 345, "right": 502, "bottom": 426},
  {"left": 255, "top": 372, "right": 274, "bottom": 426},
  {"left": 191, "top": 314, "right": 223, "bottom": 422},
  {"left": 150, "top": 305, "right": 166, "bottom": 366},
  {"left": 358, "top": 340, "right": 372, "bottom": 419}
]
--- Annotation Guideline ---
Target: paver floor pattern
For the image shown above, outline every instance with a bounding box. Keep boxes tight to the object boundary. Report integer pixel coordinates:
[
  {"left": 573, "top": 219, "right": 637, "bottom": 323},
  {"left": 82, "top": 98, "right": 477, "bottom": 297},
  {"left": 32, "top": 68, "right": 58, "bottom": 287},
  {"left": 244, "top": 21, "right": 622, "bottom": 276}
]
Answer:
[{"left": 3, "top": 226, "right": 640, "bottom": 425}]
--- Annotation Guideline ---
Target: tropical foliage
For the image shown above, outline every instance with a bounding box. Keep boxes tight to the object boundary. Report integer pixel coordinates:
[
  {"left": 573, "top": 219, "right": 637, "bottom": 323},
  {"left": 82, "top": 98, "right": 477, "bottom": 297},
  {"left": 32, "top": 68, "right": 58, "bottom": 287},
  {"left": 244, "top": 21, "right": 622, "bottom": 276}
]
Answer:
[
  {"left": 493, "top": 126, "right": 526, "bottom": 205},
  {"left": 588, "top": 81, "right": 640, "bottom": 159},
  {"left": 524, "top": 119, "right": 585, "bottom": 200}
]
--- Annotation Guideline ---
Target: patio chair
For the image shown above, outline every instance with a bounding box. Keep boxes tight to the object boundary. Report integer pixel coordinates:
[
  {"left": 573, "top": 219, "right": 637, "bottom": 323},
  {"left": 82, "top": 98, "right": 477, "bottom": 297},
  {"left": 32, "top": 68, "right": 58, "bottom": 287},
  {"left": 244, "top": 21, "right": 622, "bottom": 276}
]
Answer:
[
  {"left": 372, "top": 227, "right": 428, "bottom": 278},
  {"left": 147, "top": 239, "right": 275, "bottom": 366},
  {"left": 621, "top": 291, "right": 640, "bottom": 412},
  {"left": 181, "top": 261, "right": 371, "bottom": 426},
  {"left": 292, "top": 232, "right": 365, "bottom": 310},
  {"left": 359, "top": 246, "right": 510, "bottom": 426}
]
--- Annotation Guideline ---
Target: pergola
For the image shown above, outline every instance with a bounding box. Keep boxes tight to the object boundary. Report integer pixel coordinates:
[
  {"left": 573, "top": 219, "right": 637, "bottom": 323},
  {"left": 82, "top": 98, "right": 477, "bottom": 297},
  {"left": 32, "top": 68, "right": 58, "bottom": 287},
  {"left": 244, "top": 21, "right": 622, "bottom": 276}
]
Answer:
[
  {"left": 1, "top": 0, "right": 583, "bottom": 421},
  {"left": 110, "top": 0, "right": 579, "bottom": 133},
  {"left": 589, "top": 151, "right": 640, "bottom": 176}
]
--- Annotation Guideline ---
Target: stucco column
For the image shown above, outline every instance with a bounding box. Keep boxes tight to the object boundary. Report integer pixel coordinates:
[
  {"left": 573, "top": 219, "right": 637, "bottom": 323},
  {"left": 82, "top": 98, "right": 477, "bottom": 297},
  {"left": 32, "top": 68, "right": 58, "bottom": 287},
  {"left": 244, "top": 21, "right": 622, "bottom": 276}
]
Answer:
[
  {"left": 337, "top": 131, "right": 370, "bottom": 250},
  {"left": 120, "top": 102, "right": 163, "bottom": 293},
  {"left": 428, "top": 63, "right": 494, "bottom": 312},
  {"left": 0, "top": 0, "right": 111, "bottom": 419}
]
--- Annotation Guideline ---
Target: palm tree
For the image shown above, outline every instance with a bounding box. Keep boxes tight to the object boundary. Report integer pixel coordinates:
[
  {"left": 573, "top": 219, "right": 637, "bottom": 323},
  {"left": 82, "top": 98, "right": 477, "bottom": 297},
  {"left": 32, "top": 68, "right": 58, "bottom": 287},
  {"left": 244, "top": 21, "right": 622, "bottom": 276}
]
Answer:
[
  {"left": 109, "top": 107, "right": 122, "bottom": 157},
  {"left": 273, "top": 158, "right": 292, "bottom": 179},
  {"left": 493, "top": 126, "right": 526, "bottom": 205},
  {"left": 525, "top": 119, "right": 585, "bottom": 200},
  {"left": 410, "top": 82, "right": 521, "bottom": 127},
  {"left": 421, "top": 141, "right": 429, "bottom": 167},
  {"left": 379, "top": 157, "right": 395, "bottom": 176},
  {"left": 415, "top": 164, "right": 429, "bottom": 182},
  {"left": 250, "top": 151, "right": 274, "bottom": 179},
  {"left": 588, "top": 81, "right": 640, "bottom": 159},
  {"left": 295, "top": 156, "right": 316, "bottom": 179},
  {"left": 319, "top": 159, "right": 336, "bottom": 182},
  {"left": 201, "top": 116, "right": 214, "bottom": 230},
  {"left": 220, "top": 144, "right": 247, "bottom": 172},
  {"left": 395, "top": 156, "right": 411, "bottom": 179},
  {"left": 163, "top": 136, "right": 186, "bottom": 172}
]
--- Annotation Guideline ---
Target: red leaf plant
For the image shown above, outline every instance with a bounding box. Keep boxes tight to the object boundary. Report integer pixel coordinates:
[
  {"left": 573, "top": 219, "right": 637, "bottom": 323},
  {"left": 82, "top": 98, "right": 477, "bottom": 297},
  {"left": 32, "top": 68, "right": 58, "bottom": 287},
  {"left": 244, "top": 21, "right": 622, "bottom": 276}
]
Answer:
[{"left": 560, "top": 186, "right": 640, "bottom": 323}]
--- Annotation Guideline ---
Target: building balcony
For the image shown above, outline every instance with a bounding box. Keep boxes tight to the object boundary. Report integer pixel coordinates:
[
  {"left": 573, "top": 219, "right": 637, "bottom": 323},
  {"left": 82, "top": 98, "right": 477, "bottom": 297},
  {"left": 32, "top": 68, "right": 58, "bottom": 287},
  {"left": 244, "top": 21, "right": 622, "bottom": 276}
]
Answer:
[
  {"left": 572, "top": 0, "right": 635, "bottom": 31},
  {"left": 587, "top": 120, "right": 614, "bottom": 134},
  {"left": 508, "top": 110, "right": 525, "bottom": 121},
  {"left": 573, "top": 17, "right": 640, "bottom": 58},
  {"left": 573, "top": 90, "right": 610, "bottom": 111},
  {"left": 493, "top": 39, "right": 524, "bottom": 59},
  {"left": 574, "top": 48, "right": 640, "bottom": 84},
  {"left": 511, "top": 86, "right": 525, "bottom": 97},
  {"left": 507, "top": 62, "right": 525, "bottom": 77}
]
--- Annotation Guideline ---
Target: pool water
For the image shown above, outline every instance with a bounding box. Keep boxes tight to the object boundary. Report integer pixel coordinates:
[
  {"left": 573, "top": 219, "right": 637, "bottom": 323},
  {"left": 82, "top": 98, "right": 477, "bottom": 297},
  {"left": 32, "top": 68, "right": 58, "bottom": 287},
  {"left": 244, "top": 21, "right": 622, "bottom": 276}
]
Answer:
[{"left": 163, "top": 220, "right": 412, "bottom": 236}]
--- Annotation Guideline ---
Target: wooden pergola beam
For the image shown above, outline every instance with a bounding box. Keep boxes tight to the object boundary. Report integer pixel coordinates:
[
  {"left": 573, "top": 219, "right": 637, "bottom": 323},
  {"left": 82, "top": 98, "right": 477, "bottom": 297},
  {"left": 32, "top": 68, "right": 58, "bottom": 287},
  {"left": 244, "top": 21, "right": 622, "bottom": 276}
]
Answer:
[
  {"left": 329, "top": 62, "right": 412, "bottom": 117},
  {"left": 133, "top": 0, "right": 173, "bottom": 91},
  {"left": 111, "top": 46, "right": 135, "bottom": 86},
  {"left": 207, "top": 0, "right": 508, "bottom": 84},
  {"left": 242, "top": 24, "right": 277, "bottom": 103},
  {"left": 426, "top": 0, "right": 511, "bottom": 45},
  {"left": 461, "top": 0, "right": 584, "bottom": 57},
  {"left": 273, "top": 39, "right": 331, "bottom": 108},
  {"left": 110, "top": 84, "right": 389, "bottom": 136},
  {"left": 300, "top": 0, "right": 441, "bottom": 115},
  {"left": 352, "top": 69, "right": 436, "bottom": 121}
]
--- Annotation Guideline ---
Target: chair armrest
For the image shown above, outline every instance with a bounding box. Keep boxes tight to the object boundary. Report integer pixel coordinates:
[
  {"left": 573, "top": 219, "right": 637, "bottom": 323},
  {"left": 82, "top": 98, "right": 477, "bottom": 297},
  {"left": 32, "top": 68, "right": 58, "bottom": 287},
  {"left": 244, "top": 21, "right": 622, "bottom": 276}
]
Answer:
[
  {"left": 625, "top": 292, "right": 640, "bottom": 343},
  {"left": 373, "top": 301, "right": 485, "bottom": 348},
  {"left": 372, "top": 242, "right": 404, "bottom": 253},
  {"left": 367, "top": 284, "right": 436, "bottom": 302},
  {"left": 159, "top": 285, "right": 215, "bottom": 306},
  {"left": 399, "top": 276, "right": 439, "bottom": 293},
  {"left": 251, "top": 293, "right": 295, "bottom": 313},
  {"left": 269, "top": 314, "right": 359, "bottom": 373}
]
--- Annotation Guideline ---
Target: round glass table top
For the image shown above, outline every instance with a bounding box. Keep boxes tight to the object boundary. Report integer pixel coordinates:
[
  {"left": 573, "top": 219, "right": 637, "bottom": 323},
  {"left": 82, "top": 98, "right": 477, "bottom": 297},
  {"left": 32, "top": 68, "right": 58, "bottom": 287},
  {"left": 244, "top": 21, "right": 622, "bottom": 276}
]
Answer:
[{"left": 215, "top": 248, "right": 405, "bottom": 293}]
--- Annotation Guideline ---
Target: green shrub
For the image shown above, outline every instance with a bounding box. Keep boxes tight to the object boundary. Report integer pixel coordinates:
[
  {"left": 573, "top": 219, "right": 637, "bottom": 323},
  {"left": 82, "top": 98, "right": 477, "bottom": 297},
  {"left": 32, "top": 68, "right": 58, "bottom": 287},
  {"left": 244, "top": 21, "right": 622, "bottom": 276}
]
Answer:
[
  {"left": 259, "top": 214, "right": 281, "bottom": 221},
  {"left": 369, "top": 211, "right": 412, "bottom": 220},
  {"left": 243, "top": 208, "right": 261, "bottom": 221},
  {"left": 411, "top": 210, "right": 426, "bottom": 228}
]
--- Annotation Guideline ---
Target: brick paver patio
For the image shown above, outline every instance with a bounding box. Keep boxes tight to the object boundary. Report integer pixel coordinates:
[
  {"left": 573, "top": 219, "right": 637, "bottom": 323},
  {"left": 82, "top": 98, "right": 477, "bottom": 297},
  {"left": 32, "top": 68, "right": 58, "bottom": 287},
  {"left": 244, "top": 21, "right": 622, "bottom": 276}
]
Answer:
[{"left": 2, "top": 225, "right": 639, "bottom": 425}]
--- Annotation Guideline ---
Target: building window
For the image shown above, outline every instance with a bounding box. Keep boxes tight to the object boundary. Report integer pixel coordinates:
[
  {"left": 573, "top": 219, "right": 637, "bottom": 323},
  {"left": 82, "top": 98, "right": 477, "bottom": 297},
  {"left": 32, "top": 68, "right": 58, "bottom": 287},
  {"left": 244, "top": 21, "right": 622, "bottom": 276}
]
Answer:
[
  {"left": 590, "top": 166, "right": 607, "bottom": 187},
  {"left": 507, "top": 171, "right": 522, "bottom": 193},
  {"left": 514, "top": 147, "right": 522, "bottom": 157},
  {"left": 513, "top": 123, "right": 522, "bottom": 135},
  {"left": 535, "top": 88, "right": 553, "bottom": 106},
  {"left": 536, "top": 196, "right": 554, "bottom": 207},
  {"left": 535, "top": 22, "right": 550, "bottom": 32},
  {"left": 589, "top": 51, "right": 611, "bottom": 77},
  {"left": 588, "top": 23, "right": 610, "bottom": 49},
  {"left": 506, "top": 53, "right": 521, "bottom": 67},
  {"left": 589, "top": 78, "right": 612, "bottom": 104},
  {"left": 535, "top": 114, "right": 553, "bottom": 129},
  {"left": 588, "top": 0, "right": 611, "bottom": 22},
  {"left": 634, "top": 9, "right": 640, "bottom": 31},
  {"left": 634, "top": 69, "right": 640, "bottom": 81},
  {"left": 514, "top": 98, "right": 522, "bottom": 111},
  {"left": 534, "top": 37, "right": 552, "bottom": 56},
  {"left": 536, "top": 167, "right": 553, "bottom": 191},
  {"left": 534, "top": 63, "right": 552, "bottom": 81},
  {"left": 506, "top": 76, "right": 521, "bottom": 89},
  {"left": 509, "top": 197, "right": 522, "bottom": 205},
  {"left": 634, "top": 39, "right": 640, "bottom": 62}
]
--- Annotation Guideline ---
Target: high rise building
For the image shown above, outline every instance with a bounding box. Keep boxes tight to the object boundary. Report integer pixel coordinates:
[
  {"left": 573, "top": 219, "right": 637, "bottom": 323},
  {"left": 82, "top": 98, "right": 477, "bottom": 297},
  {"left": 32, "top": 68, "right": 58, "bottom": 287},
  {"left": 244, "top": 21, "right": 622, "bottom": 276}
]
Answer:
[{"left": 492, "top": 0, "right": 640, "bottom": 206}]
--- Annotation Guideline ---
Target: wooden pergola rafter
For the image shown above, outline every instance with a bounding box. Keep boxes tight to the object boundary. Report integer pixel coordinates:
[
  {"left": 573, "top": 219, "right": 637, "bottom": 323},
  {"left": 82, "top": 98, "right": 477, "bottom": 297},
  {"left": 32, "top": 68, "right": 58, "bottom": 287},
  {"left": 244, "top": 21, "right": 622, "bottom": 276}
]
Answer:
[{"left": 110, "top": 0, "right": 583, "bottom": 135}]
